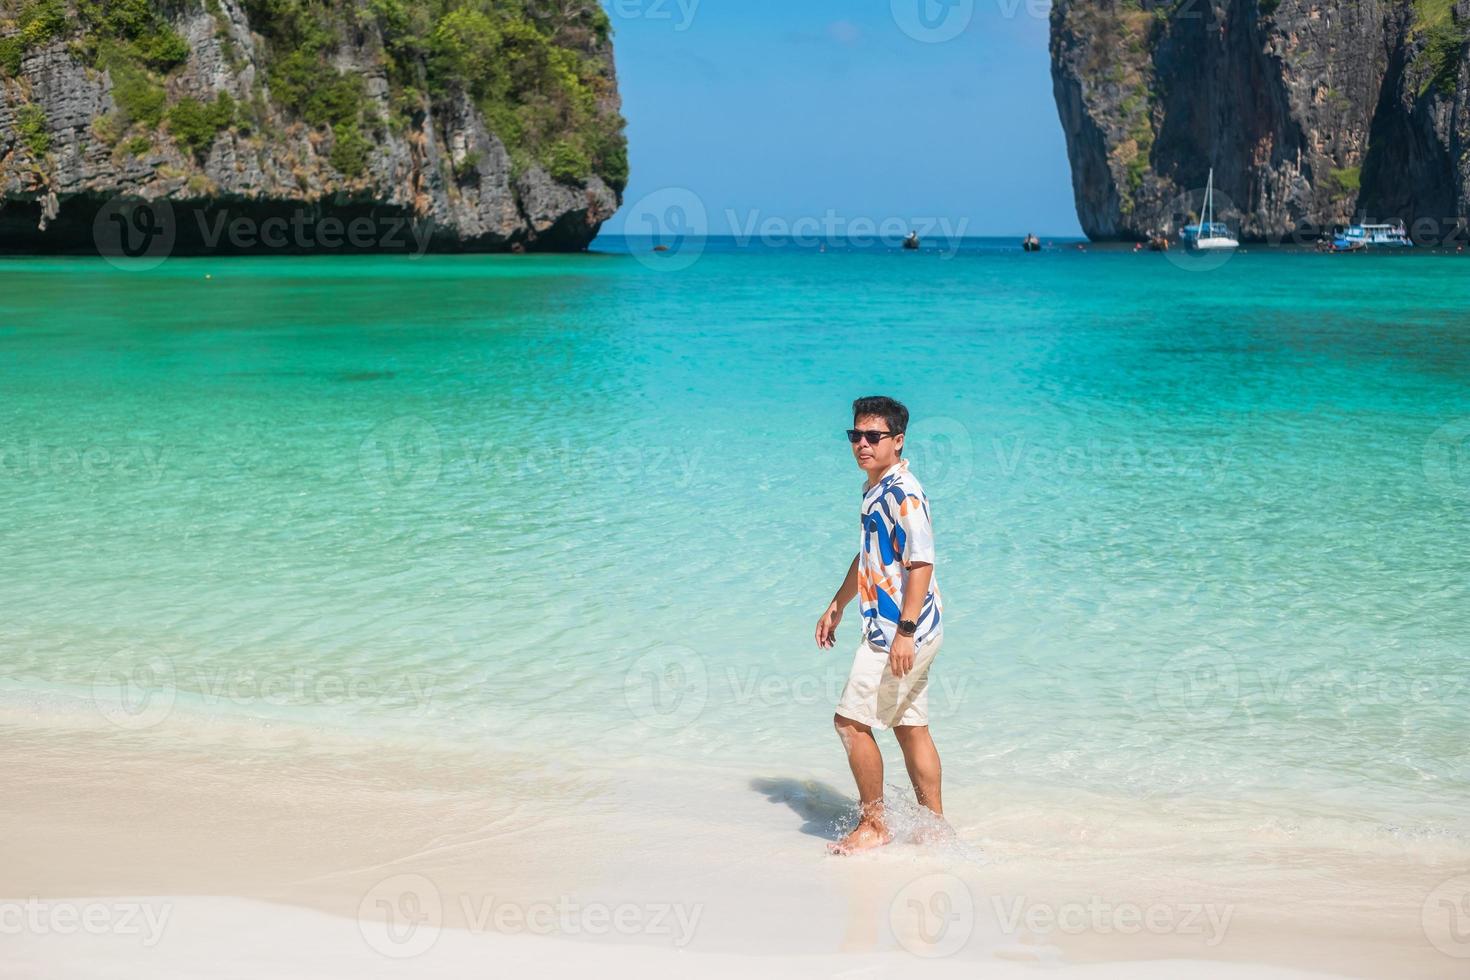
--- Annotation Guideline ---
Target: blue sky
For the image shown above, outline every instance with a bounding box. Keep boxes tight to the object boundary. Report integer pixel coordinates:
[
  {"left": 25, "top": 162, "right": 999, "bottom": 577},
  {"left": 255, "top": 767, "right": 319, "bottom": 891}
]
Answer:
[{"left": 597, "top": 0, "right": 1083, "bottom": 238}]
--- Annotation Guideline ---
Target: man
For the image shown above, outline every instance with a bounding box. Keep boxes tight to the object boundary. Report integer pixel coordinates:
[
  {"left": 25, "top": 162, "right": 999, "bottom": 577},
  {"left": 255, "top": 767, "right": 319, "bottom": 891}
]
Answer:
[{"left": 816, "top": 395, "right": 946, "bottom": 854}]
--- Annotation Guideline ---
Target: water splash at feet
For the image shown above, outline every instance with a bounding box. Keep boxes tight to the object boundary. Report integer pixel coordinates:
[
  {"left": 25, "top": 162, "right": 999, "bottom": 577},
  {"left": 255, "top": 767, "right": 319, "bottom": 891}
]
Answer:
[{"left": 828, "top": 784, "right": 988, "bottom": 866}]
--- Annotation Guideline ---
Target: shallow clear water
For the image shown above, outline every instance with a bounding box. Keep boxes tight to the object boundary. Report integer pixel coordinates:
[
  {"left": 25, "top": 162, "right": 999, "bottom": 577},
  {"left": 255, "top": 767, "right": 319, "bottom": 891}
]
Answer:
[{"left": 3, "top": 239, "right": 1469, "bottom": 845}]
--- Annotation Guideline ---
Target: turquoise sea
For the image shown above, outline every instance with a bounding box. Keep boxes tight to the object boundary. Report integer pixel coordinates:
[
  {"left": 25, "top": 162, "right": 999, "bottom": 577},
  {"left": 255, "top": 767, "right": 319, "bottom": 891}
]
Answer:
[{"left": 3, "top": 237, "right": 1469, "bottom": 852}]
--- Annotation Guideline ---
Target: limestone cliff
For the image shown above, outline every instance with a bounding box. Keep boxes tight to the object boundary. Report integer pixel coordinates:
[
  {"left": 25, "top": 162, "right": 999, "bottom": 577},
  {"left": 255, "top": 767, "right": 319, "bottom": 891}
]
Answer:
[
  {"left": 1051, "top": 0, "right": 1470, "bottom": 242},
  {"left": 0, "top": 0, "right": 626, "bottom": 253}
]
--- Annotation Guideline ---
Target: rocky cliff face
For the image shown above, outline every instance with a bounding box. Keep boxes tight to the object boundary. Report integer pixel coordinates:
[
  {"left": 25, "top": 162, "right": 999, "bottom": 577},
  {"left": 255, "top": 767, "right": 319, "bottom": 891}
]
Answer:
[
  {"left": 0, "top": 0, "right": 626, "bottom": 253},
  {"left": 1051, "top": 0, "right": 1470, "bottom": 242}
]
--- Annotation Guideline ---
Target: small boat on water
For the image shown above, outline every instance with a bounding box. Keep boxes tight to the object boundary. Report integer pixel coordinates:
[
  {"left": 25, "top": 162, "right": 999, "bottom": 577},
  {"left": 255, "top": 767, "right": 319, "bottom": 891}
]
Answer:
[
  {"left": 1022, "top": 233, "right": 1041, "bottom": 252},
  {"left": 1180, "top": 168, "right": 1239, "bottom": 251},
  {"left": 1330, "top": 222, "right": 1413, "bottom": 251},
  {"left": 1146, "top": 232, "right": 1169, "bottom": 252},
  {"left": 902, "top": 231, "right": 920, "bottom": 251}
]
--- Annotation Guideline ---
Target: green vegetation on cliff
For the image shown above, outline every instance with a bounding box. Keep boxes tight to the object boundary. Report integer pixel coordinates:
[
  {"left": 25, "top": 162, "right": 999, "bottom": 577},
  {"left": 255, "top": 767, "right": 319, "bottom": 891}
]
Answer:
[
  {"left": 0, "top": 0, "right": 627, "bottom": 190},
  {"left": 1329, "top": 165, "right": 1361, "bottom": 199},
  {"left": 77, "top": 0, "right": 190, "bottom": 70},
  {"left": 167, "top": 92, "right": 237, "bottom": 158},
  {"left": 0, "top": 0, "right": 195, "bottom": 160},
  {"left": 0, "top": 0, "right": 68, "bottom": 77},
  {"left": 242, "top": 0, "right": 628, "bottom": 188},
  {"left": 1410, "top": 0, "right": 1467, "bottom": 96},
  {"left": 16, "top": 101, "right": 49, "bottom": 154},
  {"left": 1061, "top": 1, "right": 1159, "bottom": 215}
]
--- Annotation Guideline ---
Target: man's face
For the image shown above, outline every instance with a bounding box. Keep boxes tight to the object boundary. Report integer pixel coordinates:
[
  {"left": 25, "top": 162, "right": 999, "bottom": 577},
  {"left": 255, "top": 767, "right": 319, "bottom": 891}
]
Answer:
[{"left": 851, "top": 414, "right": 904, "bottom": 474}]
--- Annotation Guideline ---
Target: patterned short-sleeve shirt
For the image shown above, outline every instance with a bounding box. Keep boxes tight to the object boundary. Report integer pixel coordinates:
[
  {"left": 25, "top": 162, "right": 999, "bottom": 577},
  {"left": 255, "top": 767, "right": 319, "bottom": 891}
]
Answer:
[{"left": 858, "top": 459, "right": 942, "bottom": 651}]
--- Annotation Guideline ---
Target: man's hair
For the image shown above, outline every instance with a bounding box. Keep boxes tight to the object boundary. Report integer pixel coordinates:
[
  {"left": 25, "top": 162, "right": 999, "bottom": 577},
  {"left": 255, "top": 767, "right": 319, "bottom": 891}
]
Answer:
[{"left": 852, "top": 395, "right": 909, "bottom": 444}]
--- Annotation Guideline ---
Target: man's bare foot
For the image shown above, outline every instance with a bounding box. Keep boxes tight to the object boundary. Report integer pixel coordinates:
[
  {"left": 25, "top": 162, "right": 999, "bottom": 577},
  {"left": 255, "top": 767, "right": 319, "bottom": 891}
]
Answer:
[{"left": 827, "top": 820, "right": 894, "bottom": 855}]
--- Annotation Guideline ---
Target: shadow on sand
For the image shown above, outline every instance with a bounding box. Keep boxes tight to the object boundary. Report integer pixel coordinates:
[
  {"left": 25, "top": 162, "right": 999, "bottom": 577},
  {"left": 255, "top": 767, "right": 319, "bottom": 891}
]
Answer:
[{"left": 749, "top": 776, "right": 855, "bottom": 840}]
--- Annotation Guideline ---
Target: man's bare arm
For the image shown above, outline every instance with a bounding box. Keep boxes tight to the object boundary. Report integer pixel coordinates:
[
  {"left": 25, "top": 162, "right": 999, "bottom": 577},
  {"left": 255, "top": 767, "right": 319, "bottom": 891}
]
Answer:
[
  {"left": 899, "top": 562, "right": 933, "bottom": 625},
  {"left": 816, "top": 555, "right": 860, "bottom": 648},
  {"left": 831, "top": 554, "right": 860, "bottom": 609}
]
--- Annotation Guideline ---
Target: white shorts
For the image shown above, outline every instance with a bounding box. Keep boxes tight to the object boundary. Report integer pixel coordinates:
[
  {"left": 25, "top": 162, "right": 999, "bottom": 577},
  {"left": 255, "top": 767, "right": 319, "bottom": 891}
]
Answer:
[{"left": 834, "top": 630, "right": 943, "bottom": 730}]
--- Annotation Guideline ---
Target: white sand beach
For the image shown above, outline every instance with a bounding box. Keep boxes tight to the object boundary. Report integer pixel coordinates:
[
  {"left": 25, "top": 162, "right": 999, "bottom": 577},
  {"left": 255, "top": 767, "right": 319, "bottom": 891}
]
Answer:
[{"left": 2, "top": 714, "right": 1462, "bottom": 980}]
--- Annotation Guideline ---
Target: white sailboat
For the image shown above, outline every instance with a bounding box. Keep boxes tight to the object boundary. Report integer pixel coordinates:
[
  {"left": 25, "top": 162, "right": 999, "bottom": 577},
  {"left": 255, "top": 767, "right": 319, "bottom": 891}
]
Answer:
[{"left": 1181, "top": 168, "right": 1239, "bottom": 251}]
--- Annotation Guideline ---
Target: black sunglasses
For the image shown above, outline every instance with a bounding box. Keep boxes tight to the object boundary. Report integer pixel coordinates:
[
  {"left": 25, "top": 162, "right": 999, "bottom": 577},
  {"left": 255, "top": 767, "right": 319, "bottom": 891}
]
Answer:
[{"left": 847, "top": 429, "right": 898, "bottom": 445}]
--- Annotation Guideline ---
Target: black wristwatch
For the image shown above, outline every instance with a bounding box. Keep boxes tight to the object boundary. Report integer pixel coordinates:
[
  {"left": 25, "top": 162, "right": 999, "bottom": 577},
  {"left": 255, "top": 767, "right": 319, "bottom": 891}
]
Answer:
[{"left": 896, "top": 619, "right": 918, "bottom": 638}]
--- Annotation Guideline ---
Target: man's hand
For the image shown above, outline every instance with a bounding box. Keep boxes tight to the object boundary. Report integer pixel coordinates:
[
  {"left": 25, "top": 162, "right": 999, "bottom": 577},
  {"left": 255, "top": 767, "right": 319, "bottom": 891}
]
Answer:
[
  {"left": 815, "top": 602, "right": 843, "bottom": 649},
  {"left": 888, "top": 633, "right": 916, "bottom": 677}
]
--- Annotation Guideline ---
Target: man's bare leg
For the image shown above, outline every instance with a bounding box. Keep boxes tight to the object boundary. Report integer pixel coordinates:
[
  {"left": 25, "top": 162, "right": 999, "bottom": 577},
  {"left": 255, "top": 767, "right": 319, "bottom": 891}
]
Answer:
[
  {"left": 894, "top": 724, "right": 950, "bottom": 842},
  {"left": 830, "top": 713, "right": 893, "bottom": 854}
]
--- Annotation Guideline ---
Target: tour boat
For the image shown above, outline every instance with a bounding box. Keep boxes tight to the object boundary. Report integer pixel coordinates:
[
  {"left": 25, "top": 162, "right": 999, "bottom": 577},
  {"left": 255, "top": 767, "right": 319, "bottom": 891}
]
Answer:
[{"left": 1331, "top": 223, "right": 1413, "bottom": 251}]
